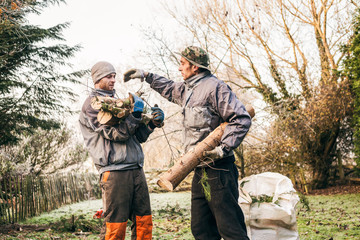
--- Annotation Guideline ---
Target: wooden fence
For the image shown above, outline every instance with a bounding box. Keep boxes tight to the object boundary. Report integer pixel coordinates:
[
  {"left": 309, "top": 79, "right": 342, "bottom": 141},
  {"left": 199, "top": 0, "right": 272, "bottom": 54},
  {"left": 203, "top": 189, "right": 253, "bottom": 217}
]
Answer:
[{"left": 0, "top": 172, "right": 101, "bottom": 224}]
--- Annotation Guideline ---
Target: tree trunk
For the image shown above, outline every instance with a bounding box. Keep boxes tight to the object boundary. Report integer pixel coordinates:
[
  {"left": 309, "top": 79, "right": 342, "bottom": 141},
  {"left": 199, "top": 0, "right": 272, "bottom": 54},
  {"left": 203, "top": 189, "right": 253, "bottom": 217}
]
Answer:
[
  {"left": 337, "top": 150, "right": 345, "bottom": 184},
  {"left": 312, "top": 125, "right": 340, "bottom": 189}
]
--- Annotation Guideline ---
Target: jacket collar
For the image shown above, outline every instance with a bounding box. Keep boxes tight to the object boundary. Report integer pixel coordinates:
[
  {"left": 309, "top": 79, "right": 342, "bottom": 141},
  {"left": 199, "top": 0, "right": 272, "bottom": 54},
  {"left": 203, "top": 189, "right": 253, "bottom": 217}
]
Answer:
[
  {"left": 184, "top": 71, "right": 211, "bottom": 89},
  {"left": 90, "top": 88, "right": 116, "bottom": 97}
]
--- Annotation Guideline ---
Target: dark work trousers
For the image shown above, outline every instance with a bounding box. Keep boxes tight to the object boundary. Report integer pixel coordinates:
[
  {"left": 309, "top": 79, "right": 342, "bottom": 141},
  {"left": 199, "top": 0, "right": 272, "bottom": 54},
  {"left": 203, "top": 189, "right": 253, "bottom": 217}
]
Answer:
[
  {"left": 191, "top": 156, "right": 249, "bottom": 240},
  {"left": 99, "top": 169, "right": 152, "bottom": 240}
]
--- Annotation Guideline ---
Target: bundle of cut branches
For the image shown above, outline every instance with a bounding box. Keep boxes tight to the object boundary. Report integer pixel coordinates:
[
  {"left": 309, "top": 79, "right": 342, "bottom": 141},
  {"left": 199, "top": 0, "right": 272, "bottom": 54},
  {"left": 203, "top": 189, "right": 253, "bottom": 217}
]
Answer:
[{"left": 91, "top": 93, "right": 152, "bottom": 125}]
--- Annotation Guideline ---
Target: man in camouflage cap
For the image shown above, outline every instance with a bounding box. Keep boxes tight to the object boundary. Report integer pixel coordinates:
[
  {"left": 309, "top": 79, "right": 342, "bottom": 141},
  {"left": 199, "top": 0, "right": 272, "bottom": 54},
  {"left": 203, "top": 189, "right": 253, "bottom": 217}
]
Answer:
[
  {"left": 178, "top": 46, "right": 211, "bottom": 71},
  {"left": 124, "top": 46, "right": 251, "bottom": 240}
]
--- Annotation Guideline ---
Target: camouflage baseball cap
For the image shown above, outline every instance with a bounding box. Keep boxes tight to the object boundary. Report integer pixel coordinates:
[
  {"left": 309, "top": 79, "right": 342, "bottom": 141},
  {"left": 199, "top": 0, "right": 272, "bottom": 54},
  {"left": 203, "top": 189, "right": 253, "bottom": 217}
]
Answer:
[{"left": 178, "top": 46, "right": 211, "bottom": 71}]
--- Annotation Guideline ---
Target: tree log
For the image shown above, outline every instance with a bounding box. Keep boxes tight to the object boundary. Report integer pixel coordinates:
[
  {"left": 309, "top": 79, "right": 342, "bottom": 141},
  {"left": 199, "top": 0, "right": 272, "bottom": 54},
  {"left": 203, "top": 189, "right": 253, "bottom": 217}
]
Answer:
[
  {"left": 97, "top": 110, "right": 121, "bottom": 125},
  {"left": 157, "top": 104, "right": 255, "bottom": 191},
  {"left": 91, "top": 93, "right": 136, "bottom": 125}
]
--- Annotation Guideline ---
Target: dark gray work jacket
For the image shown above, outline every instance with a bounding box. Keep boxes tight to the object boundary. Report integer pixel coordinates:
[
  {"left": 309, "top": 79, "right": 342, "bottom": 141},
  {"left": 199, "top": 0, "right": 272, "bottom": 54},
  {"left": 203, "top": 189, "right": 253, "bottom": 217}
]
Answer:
[
  {"left": 78, "top": 89, "right": 152, "bottom": 174},
  {"left": 145, "top": 71, "right": 251, "bottom": 155}
]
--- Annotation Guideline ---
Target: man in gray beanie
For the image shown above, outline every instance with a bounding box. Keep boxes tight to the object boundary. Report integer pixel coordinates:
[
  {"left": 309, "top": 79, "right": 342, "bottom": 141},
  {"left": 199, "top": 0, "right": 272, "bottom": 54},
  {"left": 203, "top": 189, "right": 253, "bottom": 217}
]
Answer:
[
  {"left": 91, "top": 61, "right": 116, "bottom": 83},
  {"left": 79, "top": 61, "right": 164, "bottom": 240}
]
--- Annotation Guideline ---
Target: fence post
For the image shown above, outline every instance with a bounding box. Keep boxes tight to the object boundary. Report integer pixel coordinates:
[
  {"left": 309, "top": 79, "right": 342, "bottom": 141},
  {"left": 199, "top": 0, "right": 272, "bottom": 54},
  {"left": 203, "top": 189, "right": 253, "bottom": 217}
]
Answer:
[
  {"left": 3, "top": 176, "right": 11, "bottom": 223},
  {"left": 0, "top": 179, "right": 8, "bottom": 223},
  {"left": 20, "top": 175, "right": 24, "bottom": 222},
  {"left": 14, "top": 175, "right": 19, "bottom": 223}
]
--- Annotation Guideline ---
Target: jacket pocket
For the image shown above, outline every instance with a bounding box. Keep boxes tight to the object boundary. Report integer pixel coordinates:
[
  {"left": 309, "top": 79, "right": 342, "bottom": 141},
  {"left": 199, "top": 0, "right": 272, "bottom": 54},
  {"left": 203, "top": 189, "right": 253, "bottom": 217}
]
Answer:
[
  {"left": 108, "top": 140, "right": 127, "bottom": 164},
  {"left": 108, "top": 136, "right": 143, "bottom": 166},
  {"left": 183, "top": 106, "right": 213, "bottom": 129}
]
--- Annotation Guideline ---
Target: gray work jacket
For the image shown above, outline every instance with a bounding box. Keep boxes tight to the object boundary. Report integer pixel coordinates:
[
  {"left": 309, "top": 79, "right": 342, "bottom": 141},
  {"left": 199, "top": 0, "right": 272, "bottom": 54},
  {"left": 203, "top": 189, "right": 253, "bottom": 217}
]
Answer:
[
  {"left": 145, "top": 71, "right": 251, "bottom": 155},
  {"left": 78, "top": 89, "right": 153, "bottom": 174}
]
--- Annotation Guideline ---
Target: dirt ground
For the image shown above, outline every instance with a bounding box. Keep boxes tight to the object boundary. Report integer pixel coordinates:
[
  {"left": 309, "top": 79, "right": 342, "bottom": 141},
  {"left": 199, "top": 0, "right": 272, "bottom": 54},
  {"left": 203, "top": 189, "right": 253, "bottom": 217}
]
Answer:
[
  {"left": 309, "top": 183, "right": 360, "bottom": 195},
  {"left": 0, "top": 224, "right": 49, "bottom": 234}
]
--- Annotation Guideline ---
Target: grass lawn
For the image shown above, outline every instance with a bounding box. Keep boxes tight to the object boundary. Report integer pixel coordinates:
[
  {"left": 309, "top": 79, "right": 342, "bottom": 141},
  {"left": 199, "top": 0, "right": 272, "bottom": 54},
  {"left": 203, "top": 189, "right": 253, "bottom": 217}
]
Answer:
[
  {"left": 1, "top": 191, "right": 359, "bottom": 239},
  {"left": 297, "top": 193, "right": 360, "bottom": 240}
]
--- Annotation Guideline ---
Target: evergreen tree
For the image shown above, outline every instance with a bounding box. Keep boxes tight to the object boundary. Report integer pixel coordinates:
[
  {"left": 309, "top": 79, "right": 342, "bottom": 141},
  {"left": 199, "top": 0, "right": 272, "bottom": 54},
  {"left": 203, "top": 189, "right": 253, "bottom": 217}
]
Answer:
[
  {"left": 0, "top": 0, "right": 86, "bottom": 146},
  {"left": 343, "top": 8, "right": 360, "bottom": 173}
]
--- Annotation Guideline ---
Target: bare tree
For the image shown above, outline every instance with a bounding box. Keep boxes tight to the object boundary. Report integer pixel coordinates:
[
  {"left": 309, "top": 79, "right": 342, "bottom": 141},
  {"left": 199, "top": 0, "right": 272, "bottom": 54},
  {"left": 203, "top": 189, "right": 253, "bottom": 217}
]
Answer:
[{"left": 156, "top": 0, "right": 357, "bottom": 188}]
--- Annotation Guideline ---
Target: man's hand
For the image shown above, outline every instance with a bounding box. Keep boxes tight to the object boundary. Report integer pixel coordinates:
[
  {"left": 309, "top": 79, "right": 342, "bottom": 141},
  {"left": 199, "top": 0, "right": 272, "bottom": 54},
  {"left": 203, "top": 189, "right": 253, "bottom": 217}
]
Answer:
[
  {"left": 202, "top": 146, "right": 225, "bottom": 160},
  {"left": 130, "top": 93, "right": 144, "bottom": 113},
  {"left": 151, "top": 106, "right": 165, "bottom": 127},
  {"left": 123, "top": 69, "right": 145, "bottom": 82}
]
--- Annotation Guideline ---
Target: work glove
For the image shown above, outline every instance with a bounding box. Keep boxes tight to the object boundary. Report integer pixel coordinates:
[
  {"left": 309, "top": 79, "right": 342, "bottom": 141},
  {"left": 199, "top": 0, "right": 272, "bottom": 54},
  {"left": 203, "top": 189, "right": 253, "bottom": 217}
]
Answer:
[
  {"left": 151, "top": 106, "right": 165, "bottom": 127},
  {"left": 202, "top": 146, "right": 225, "bottom": 161},
  {"left": 93, "top": 209, "right": 104, "bottom": 219},
  {"left": 130, "top": 93, "right": 144, "bottom": 113},
  {"left": 123, "top": 69, "right": 145, "bottom": 82}
]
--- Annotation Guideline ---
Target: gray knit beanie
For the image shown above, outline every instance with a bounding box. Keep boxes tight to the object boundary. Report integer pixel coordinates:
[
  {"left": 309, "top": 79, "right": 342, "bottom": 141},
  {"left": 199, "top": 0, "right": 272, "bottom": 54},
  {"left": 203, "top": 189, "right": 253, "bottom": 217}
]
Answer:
[{"left": 91, "top": 61, "right": 116, "bottom": 84}]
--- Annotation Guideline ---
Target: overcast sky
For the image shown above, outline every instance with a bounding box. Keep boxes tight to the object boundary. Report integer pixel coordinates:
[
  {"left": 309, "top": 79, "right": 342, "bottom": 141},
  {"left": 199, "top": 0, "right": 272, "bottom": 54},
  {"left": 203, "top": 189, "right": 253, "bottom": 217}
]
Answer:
[
  {"left": 28, "top": 0, "right": 173, "bottom": 71},
  {"left": 27, "top": 0, "right": 182, "bottom": 127}
]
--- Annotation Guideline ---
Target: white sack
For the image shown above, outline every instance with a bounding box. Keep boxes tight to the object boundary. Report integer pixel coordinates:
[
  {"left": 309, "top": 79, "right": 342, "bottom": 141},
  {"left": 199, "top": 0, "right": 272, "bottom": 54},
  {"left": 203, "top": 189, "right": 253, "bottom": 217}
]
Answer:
[{"left": 238, "top": 172, "right": 300, "bottom": 240}]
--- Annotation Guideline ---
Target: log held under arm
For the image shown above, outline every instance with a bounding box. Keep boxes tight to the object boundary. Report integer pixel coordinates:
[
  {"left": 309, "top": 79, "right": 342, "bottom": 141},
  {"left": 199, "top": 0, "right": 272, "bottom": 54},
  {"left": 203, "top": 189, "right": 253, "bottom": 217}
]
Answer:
[
  {"left": 157, "top": 122, "right": 228, "bottom": 191},
  {"left": 157, "top": 104, "right": 255, "bottom": 191}
]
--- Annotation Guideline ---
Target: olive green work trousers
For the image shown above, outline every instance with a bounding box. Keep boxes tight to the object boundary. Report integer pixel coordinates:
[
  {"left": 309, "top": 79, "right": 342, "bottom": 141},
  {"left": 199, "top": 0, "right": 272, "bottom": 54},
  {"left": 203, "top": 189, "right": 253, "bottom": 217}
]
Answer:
[{"left": 99, "top": 169, "right": 152, "bottom": 240}]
